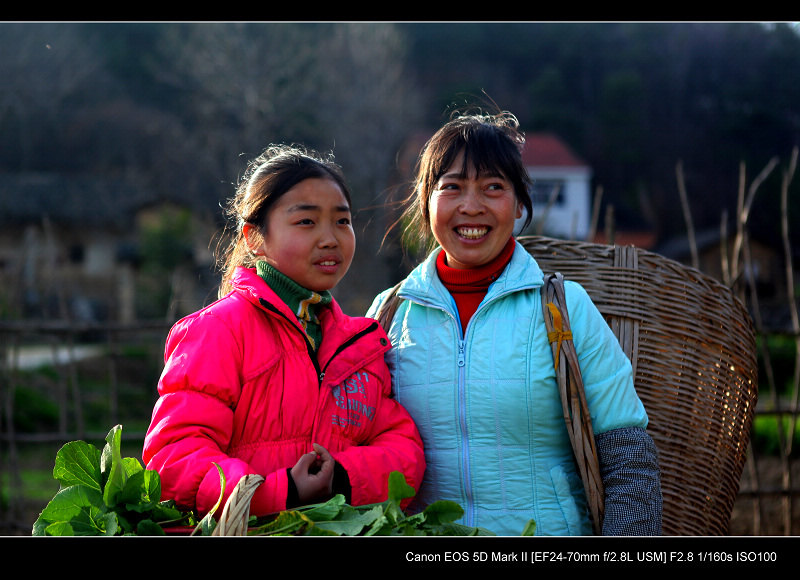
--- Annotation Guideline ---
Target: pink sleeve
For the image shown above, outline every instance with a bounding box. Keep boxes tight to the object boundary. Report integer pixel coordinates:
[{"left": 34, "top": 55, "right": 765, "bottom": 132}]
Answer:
[{"left": 143, "top": 314, "right": 289, "bottom": 516}]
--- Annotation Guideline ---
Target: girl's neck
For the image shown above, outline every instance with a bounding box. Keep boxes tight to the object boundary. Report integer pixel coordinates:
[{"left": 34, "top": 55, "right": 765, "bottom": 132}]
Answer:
[{"left": 256, "top": 261, "right": 331, "bottom": 350}]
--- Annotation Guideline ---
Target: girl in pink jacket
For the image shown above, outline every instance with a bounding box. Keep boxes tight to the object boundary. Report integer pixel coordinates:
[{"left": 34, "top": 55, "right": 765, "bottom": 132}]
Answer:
[{"left": 143, "top": 145, "right": 425, "bottom": 517}]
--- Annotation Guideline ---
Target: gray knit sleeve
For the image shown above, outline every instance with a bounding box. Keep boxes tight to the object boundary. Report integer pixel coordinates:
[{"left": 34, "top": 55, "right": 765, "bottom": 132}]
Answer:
[{"left": 595, "top": 426, "right": 663, "bottom": 536}]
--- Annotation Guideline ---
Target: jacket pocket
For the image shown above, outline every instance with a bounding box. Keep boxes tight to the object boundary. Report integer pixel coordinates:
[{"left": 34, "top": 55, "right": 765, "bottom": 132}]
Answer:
[{"left": 549, "top": 464, "right": 591, "bottom": 535}]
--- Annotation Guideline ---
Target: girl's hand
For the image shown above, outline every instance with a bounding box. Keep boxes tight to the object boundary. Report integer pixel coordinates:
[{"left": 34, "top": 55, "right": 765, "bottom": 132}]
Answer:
[{"left": 291, "top": 443, "right": 335, "bottom": 504}]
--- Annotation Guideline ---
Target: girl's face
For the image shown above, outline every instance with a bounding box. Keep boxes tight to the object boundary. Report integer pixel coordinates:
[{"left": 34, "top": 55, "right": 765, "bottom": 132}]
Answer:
[
  {"left": 429, "top": 151, "right": 522, "bottom": 269},
  {"left": 246, "top": 177, "right": 355, "bottom": 292}
]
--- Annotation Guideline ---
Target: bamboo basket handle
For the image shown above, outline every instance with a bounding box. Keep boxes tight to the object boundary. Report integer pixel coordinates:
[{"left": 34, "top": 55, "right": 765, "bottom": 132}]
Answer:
[
  {"left": 212, "top": 474, "right": 265, "bottom": 536},
  {"left": 542, "top": 272, "right": 605, "bottom": 535}
]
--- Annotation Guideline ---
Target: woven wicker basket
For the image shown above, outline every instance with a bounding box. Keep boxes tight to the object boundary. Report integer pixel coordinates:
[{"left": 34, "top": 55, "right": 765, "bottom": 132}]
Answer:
[{"left": 518, "top": 235, "right": 758, "bottom": 536}]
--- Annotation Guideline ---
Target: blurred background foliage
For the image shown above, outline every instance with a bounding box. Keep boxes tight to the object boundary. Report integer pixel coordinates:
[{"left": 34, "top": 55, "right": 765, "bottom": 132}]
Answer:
[{"left": 1, "top": 21, "right": 799, "bottom": 310}]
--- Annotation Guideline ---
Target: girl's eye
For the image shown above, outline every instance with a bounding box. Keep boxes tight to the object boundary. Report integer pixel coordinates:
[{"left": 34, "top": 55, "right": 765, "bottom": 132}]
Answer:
[
  {"left": 338, "top": 217, "right": 351, "bottom": 226},
  {"left": 297, "top": 218, "right": 314, "bottom": 225}
]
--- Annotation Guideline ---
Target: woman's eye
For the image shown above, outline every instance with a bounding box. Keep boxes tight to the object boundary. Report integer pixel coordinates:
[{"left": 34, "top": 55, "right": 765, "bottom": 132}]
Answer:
[
  {"left": 436, "top": 183, "right": 459, "bottom": 193},
  {"left": 338, "top": 217, "right": 351, "bottom": 225},
  {"left": 485, "top": 182, "right": 510, "bottom": 194}
]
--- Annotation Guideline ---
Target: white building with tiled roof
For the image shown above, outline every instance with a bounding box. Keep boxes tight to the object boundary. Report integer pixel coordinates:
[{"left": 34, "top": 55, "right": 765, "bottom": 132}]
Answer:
[{"left": 516, "top": 133, "right": 593, "bottom": 240}]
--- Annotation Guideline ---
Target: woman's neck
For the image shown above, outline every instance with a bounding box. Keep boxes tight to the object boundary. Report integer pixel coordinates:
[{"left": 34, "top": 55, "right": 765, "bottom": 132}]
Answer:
[{"left": 436, "top": 237, "right": 515, "bottom": 333}]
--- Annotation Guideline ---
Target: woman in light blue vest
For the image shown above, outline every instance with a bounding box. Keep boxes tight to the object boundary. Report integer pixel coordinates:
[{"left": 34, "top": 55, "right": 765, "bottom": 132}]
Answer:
[{"left": 368, "top": 109, "right": 662, "bottom": 536}]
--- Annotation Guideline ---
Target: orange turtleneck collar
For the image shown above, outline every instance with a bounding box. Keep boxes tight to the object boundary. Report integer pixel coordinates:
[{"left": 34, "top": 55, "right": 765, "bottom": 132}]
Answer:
[{"left": 436, "top": 237, "right": 516, "bottom": 334}]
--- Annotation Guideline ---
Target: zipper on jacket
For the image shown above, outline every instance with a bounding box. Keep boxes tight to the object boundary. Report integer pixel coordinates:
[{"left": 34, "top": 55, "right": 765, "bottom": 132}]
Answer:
[
  {"left": 259, "top": 298, "right": 380, "bottom": 388},
  {"left": 259, "top": 298, "right": 324, "bottom": 385},
  {"left": 456, "top": 336, "right": 475, "bottom": 527},
  {"left": 408, "top": 293, "right": 477, "bottom": 527},
  {"left": 402, "top": 251, "right": 539, "bottom": 529},
  {"left": 454, "top": 283, "right": 532, "bottom": 527},
  {"left": 319, "top": 321, "right": 380, "bottom": 381}
]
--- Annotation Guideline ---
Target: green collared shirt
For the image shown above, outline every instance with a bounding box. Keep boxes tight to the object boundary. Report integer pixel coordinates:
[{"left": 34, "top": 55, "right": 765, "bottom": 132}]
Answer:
[{"left": 256, "top": 261, "right": 332, "bottom": 350}]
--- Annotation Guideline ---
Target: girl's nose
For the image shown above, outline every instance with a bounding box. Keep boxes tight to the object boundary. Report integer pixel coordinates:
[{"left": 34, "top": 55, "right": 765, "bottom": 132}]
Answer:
[{"left": 317, "top": 224, "right": 339, "bottom": 247}]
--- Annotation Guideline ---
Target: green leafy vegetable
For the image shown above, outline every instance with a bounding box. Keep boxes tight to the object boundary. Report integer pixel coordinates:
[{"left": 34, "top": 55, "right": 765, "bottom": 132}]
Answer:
[
  {"left": 246, "top": 471, "right": 499, "bottom": 536},
  {"left": 33, "top": 424, "right": 536, "bottom": 537},
  {"left": 32, "top": 424, "right": 197, "bottom": 536}
]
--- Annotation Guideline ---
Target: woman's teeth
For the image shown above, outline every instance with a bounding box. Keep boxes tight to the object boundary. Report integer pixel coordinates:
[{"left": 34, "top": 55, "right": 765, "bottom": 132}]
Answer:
[
  {"left": 319, "top": 261, "right": 337, "bottom": 266},
  {"left": 457, "top": 226, "right": 488, "bottom": 239}
]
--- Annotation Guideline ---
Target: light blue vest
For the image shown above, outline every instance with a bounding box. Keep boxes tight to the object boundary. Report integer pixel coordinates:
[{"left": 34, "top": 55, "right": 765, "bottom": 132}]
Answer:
[{"left": 367, "top": 242, "right": 648, "bottom": 536}]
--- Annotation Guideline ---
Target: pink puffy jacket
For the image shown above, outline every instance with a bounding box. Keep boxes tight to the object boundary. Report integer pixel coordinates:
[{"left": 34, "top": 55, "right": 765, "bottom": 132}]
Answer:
[{"left": 143, "top": 266, "right": 425, "bottom": 517}]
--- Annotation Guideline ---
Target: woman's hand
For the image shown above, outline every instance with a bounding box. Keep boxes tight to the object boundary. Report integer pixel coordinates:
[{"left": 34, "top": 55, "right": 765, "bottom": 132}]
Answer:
[{"left": 291, "top": 443, "right": 335, "bottom": 504}]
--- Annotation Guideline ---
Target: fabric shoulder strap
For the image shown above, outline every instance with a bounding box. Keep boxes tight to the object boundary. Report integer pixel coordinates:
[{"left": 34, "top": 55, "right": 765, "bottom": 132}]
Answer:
[{"left": 541, "top": 272, "right": 605, "bottom": 535}]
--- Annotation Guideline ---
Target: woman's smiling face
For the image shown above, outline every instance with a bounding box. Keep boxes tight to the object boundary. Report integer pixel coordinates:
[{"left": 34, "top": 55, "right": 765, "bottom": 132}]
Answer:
[{"left": 429, "top": 151, "right": 522, "bottom": 269}]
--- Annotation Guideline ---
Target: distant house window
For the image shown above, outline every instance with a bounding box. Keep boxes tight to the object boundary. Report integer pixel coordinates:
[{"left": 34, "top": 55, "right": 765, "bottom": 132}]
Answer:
[
  {"left": 69, "top": 244, "right": 85, "bottom": 264},
  {"left": 530, "top": 179, "right": 565, "bottom": 206}
]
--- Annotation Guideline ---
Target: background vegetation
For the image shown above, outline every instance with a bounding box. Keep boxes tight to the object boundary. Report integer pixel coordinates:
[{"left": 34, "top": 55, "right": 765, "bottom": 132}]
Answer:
[{"left": 2, "top": 22, "right": 799, "bottom": 314}]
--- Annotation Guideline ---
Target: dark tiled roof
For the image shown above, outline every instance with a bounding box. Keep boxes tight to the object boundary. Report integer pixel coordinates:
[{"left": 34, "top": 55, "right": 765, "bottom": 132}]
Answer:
[{"left": 0, "top": 172, "right": 156, "bottom": 229}]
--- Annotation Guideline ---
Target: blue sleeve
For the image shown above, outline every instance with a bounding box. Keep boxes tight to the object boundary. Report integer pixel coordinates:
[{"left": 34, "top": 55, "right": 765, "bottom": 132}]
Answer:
[{"left": 565, "top": 280, "right": 649, "bottom": 433}]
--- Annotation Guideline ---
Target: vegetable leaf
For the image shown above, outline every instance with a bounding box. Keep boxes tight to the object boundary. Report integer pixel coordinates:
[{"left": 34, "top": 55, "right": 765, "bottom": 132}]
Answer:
[
  {"left": 387, "top": 471, "right": 416, "bottom": 504},
  {"left": 119, "top": 468, "right": 161, "bottom": 513},
  {"left": 101, "top": 424, "right": 127, "bottom": 507},
  {"left": 34, "top": 424, "right": 201, "bottom": 536},
  {"left": 35, "top": 484, "right": 116, "bottom": 536},
  {"left": 52, "top": 441, "right": 102, "bottom": 492},
  {"left": 421, "top": 500, "right": 464, "bottom": 526}
]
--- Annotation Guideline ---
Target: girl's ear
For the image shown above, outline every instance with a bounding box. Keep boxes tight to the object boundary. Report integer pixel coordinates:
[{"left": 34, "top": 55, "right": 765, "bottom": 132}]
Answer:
[
  {"left": 515, "top": 201, "right": 524, "bottom": 220},
  {"left": 242, "top": 223, "right": 263, "bottom": 256}
]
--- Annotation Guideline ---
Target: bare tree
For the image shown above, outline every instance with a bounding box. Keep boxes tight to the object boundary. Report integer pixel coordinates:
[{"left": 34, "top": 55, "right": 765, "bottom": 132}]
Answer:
[
  {"left": 0, "top": 23, "right": 109, "bottom": 171},
  {"left": 155, "top": 22, "right": 423, "bottom": 311}
]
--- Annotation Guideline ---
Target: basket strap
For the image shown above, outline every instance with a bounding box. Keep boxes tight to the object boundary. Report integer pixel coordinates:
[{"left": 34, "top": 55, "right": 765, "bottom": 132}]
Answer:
[
  {"left": 541, "top": 272, "right": 605, "bottom": 535},
  {"left": 375, "top": 282, "right": 403, "bottom": 334}
]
